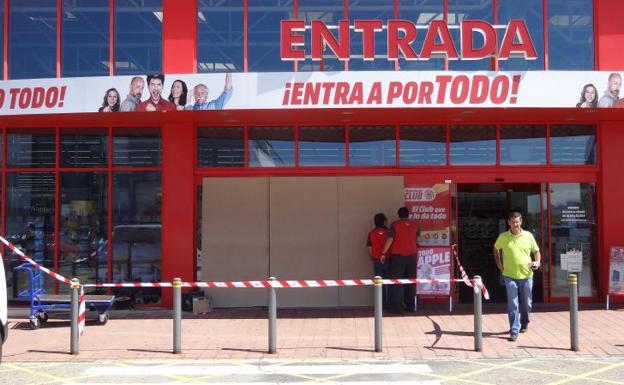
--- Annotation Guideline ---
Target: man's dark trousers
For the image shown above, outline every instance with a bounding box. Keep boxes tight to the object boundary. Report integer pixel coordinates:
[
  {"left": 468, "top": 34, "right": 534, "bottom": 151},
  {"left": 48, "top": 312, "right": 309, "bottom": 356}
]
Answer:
[
  {"left": 373, "top": 260, "right": 389, "bottom": 309},
  {"left": 389, "top": 254, "right": 416, "bottom": 313}
]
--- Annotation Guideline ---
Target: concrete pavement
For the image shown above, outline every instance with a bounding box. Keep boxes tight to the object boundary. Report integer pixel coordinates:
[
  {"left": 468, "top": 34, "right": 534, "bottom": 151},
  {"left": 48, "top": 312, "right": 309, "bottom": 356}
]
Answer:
[{"left": 3, "top": 303, "right": 624, "bottom": 362}]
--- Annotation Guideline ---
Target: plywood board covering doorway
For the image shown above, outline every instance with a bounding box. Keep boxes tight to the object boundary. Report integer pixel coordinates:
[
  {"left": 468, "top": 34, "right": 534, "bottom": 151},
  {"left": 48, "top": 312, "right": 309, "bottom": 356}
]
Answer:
[{"left": 201, "top": 176, "right": 404, "bottom": 308}]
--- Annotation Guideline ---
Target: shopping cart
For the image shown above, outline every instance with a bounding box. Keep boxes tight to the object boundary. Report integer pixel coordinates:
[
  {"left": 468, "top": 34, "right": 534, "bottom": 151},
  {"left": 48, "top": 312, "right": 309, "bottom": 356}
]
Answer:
[{"left": 14, "top": 262, "right": 115, "bottom": 329}]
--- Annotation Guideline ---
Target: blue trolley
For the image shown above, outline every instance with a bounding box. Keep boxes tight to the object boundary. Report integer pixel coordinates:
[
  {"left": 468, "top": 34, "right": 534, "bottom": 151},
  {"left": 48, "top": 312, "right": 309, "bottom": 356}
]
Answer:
[{"left": 14, "top": 262, "right": 115, "bottom": 329}]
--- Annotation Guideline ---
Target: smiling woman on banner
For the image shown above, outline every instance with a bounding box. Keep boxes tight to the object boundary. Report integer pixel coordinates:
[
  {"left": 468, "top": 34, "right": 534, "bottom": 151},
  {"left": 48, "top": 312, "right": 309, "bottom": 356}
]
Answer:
[
  {"left": 576, "top": 83, "right": 598, "bottom": 108},
  {"left": 168, "top": 79, "right": 188, "bottom": 111},
  {"left": 98, "top": 88, "right": 120, "bottom": 112}
]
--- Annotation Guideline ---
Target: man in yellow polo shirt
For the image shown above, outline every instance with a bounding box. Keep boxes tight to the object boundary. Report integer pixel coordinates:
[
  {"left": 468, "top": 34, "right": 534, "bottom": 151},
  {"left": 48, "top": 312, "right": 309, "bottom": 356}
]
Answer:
[{"left": 493, "top": 211, "right": 541, "bottom": 342}]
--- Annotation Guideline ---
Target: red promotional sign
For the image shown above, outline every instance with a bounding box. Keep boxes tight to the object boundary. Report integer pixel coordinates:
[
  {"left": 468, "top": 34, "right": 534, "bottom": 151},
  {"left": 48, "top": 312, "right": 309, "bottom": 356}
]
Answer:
[
  {"left": 403, "top": 179, "right": 453, "bottom": 297},
  {"left": 403, "top": 180, "right": 451, "bottom": 247}
]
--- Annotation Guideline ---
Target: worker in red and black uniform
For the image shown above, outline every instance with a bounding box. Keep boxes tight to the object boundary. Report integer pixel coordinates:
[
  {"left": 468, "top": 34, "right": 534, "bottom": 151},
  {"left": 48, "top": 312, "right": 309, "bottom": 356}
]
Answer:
[
  {"left": 367, "top": 213, "right": 389, "bottom": 308},
  {"left": 381, "top": 206, "right": 419, "bottom": 314}
]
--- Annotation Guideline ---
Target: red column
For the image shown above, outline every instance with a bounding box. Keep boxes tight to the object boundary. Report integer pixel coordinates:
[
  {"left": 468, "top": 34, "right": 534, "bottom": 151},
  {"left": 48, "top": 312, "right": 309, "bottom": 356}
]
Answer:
[
  {"left": 160, "top": 1, "right": 197, "bottom": 306},
  {"left": 161, "top": 124, "right": 195, "bottom": 306},
  {"left": 595, "top": 0, "right": 624, "bottom": 70},
  {"left": 598, "top": 122, "right": 624, "bottom": 302},
  {"left": 163, "top": 0, "right": 197, "bottom": 73}
]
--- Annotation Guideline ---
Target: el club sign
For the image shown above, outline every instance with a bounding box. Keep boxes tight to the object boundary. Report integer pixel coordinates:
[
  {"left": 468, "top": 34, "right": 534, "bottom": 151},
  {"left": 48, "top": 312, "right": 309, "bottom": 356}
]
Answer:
[{"left": 281, "top": 19, "right": 537, "bottom": 62}]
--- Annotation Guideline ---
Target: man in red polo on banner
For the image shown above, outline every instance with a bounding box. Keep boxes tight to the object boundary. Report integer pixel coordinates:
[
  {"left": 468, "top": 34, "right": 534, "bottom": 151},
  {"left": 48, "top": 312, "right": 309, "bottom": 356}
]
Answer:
[
  {"left": 136, "top": 74, "right": 176, "bottom": 112},
  {"left": 381, "top": 206, "right": 419, "bottom": 314}
]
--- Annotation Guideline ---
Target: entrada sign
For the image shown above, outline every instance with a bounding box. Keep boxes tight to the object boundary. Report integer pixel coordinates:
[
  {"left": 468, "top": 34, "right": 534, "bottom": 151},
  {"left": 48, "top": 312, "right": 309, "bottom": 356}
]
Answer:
[{"left": 281, "top": 19, "right": 537, "bottom": 61}]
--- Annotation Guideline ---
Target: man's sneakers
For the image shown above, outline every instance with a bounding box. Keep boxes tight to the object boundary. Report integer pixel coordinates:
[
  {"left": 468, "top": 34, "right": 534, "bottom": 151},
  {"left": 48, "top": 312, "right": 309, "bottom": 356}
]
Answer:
[{"left": 508, "top": 324, "right": 528, "bottom": 341}]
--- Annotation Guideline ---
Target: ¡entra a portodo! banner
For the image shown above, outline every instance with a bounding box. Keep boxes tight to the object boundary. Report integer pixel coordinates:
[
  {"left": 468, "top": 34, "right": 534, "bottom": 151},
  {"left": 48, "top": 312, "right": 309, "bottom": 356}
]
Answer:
[
  {"left": 609, "top": 246, "right": 624, "bottom": 294},
  {"left": 1, "top": 70, "right": 624, "bottom": 116},
  {"left": 416, "top": 247, "right": 452, "bottom": 296}
]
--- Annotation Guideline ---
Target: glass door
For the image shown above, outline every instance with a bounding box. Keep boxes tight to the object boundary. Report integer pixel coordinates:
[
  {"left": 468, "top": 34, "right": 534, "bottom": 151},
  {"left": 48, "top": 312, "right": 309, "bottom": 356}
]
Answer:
[
  {"left": 548, "top": 183, "right": 598, "bottom": 299},
  {"left": 455, "top": 183, "right": 545, "bottom": 303}
]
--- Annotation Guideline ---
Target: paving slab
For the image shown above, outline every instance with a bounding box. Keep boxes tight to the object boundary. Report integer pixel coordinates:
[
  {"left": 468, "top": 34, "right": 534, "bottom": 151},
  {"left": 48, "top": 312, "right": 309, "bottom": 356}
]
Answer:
[{"left": 3, "top": 304, "right": 624, "bottom": 362}]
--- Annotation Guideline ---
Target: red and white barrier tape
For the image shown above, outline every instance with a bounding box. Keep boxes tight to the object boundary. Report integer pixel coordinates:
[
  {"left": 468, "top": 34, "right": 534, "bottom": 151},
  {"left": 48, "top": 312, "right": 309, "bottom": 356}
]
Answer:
[
  {"left": 453, "top": 244, "right": 490, "bottom": 300},
  {"left": 0, "top": 233, "right": 489, "bottom": 300},
  {"left": 0, "top": 235, "right": 71, "bottom": 285},
  {"left": 82, "top": 277, "right": 489, "bottom": 299},
  {"left": 78, "top": 285, "right": 86, "bottom": 336}
]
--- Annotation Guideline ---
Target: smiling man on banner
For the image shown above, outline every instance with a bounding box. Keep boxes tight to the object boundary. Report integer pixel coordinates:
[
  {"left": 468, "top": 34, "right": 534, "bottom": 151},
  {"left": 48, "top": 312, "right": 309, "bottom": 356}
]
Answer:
[{"left": 136, "top": 74, "right": 176, "bottom": 112}]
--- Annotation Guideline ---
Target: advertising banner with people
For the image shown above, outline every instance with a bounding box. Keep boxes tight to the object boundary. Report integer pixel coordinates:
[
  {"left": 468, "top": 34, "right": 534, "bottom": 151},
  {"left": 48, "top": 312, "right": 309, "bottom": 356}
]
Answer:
[
  {"left": 416, "top": 247, "right": 452, "bottom": 296},
  {"left": 0, "top": 71, "right": 624, "bottom": 116}
]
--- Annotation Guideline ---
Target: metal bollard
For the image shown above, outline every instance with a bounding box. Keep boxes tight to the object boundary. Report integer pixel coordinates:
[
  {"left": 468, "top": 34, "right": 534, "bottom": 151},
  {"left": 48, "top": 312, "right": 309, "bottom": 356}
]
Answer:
[
  {"left": 374, "top": 276, "right": 383, "bottom": 352},
  {"left": 268, "top": 277, "right": 277, "bottom": 354},
  {"left": 569, "top": 274, "right": 579, "bottom": 351},
  {"left": 70, "top": 278, "right": 80, "bottom": 355},
  {"left": 473, "top": 275, "right": 483, "bottom": 352},
  {"left": 173, "top": 277, "right": 182, "bottom": 354}
]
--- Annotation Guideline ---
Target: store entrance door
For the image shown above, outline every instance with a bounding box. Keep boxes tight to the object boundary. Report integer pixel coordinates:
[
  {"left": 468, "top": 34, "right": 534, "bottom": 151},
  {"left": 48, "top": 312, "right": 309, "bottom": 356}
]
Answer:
[{"left": 457, "top": 184, "right": 544, "bottom": 303}]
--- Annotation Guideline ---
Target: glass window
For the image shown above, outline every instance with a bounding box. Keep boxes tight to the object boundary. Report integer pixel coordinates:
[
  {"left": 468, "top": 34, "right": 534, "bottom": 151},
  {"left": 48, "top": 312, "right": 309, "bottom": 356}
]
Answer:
[
  {"left": 450, "top": 125, "right": 496, "bottom": 165},
  {"left": 400, "top": 125, "right": 446, "bottom": 165},
  {"left": 248, "top": 0, "right": 293, "bottom": 72},
  {"left": 398, "top": 0, "right": 444, "bottom": 70},
  {"left": 297, "top": 0, "right": 344, "bottom": 72},
  {"left": 550, "top": 124, "right": 596, "bottom": 165},
  {"left": 299, "top": 126, "right": 345, "bottom": 166},
  {"left": 9, "top": 0, "right": 57, "bottom": 79},
  {"left": 7, "top": 129, "right": 56, "bottom": 168},
  {"left": 248, "top": 126, "right": 295, "bottom": 167},
  {"left": 348, "top": 125, "right": 395, "bottom": 166},
  {"left": 113, "top": 128, "right": 161, "bottom": 167},
  {"left": 500, "top": 125, "right": 546, "bottom": 165},
  {"left": 548, "top": 0, "right": 594, "bottom": 70},
  {"left": 549, "top": 183, "right": 597, "bottom": 297},
  {"left": 198, "top": 127, "right": 244, "bottom": 167},
  {"left": 59, "top": 172, "right": 108, "bottom": 294},
  {"left": 448, "top": 0, "right": 493, "bottom": 71},
  {"left": 197, "top": 0, "right": 244, "bottom": 72},
  {"left": 112, "top": 172, "right": 161, "bottom": 304},
  {"left": 497, "top": 0, "right": 544, "bottom": 70},
  {"left": 61, "top": 129, "right": 109, "bottom": 167},
  {"left": 62, "top": 0, "right": 110, "bottom": 77},
  {"left": 348, "top": 1, "right": 394, "bottom": 71},
  {"left": 114, "top": 0, "right": 162, "bottom": 75},
  {"left": 6, "top": 172, "right": 55, "bottom": 299}
]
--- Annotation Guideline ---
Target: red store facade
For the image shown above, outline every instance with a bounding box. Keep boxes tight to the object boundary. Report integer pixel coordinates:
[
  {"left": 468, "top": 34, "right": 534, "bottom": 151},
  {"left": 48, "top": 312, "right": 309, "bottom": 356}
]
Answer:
[{"left": 1, "top": 0, "right": 624, "bottom": 307}]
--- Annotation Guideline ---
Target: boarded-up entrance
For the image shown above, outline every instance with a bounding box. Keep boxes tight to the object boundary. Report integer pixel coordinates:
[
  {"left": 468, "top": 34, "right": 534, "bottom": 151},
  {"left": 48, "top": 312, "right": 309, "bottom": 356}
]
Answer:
[{"left": 201, "top": 176, "right": 403, "bottom": 307}]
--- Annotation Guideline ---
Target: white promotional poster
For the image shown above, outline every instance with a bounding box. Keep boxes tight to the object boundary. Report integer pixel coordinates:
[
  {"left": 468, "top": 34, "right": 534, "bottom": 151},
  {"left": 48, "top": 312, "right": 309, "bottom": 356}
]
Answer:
[
  {"left": 609, "top": 246, "right": 624, "bottom": 294},
  {"left": 0, "top": 71, "right": 622, "bottom": 116},
  {"left": 416, "top": 247, "right": 452, "bottom": 296}
]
